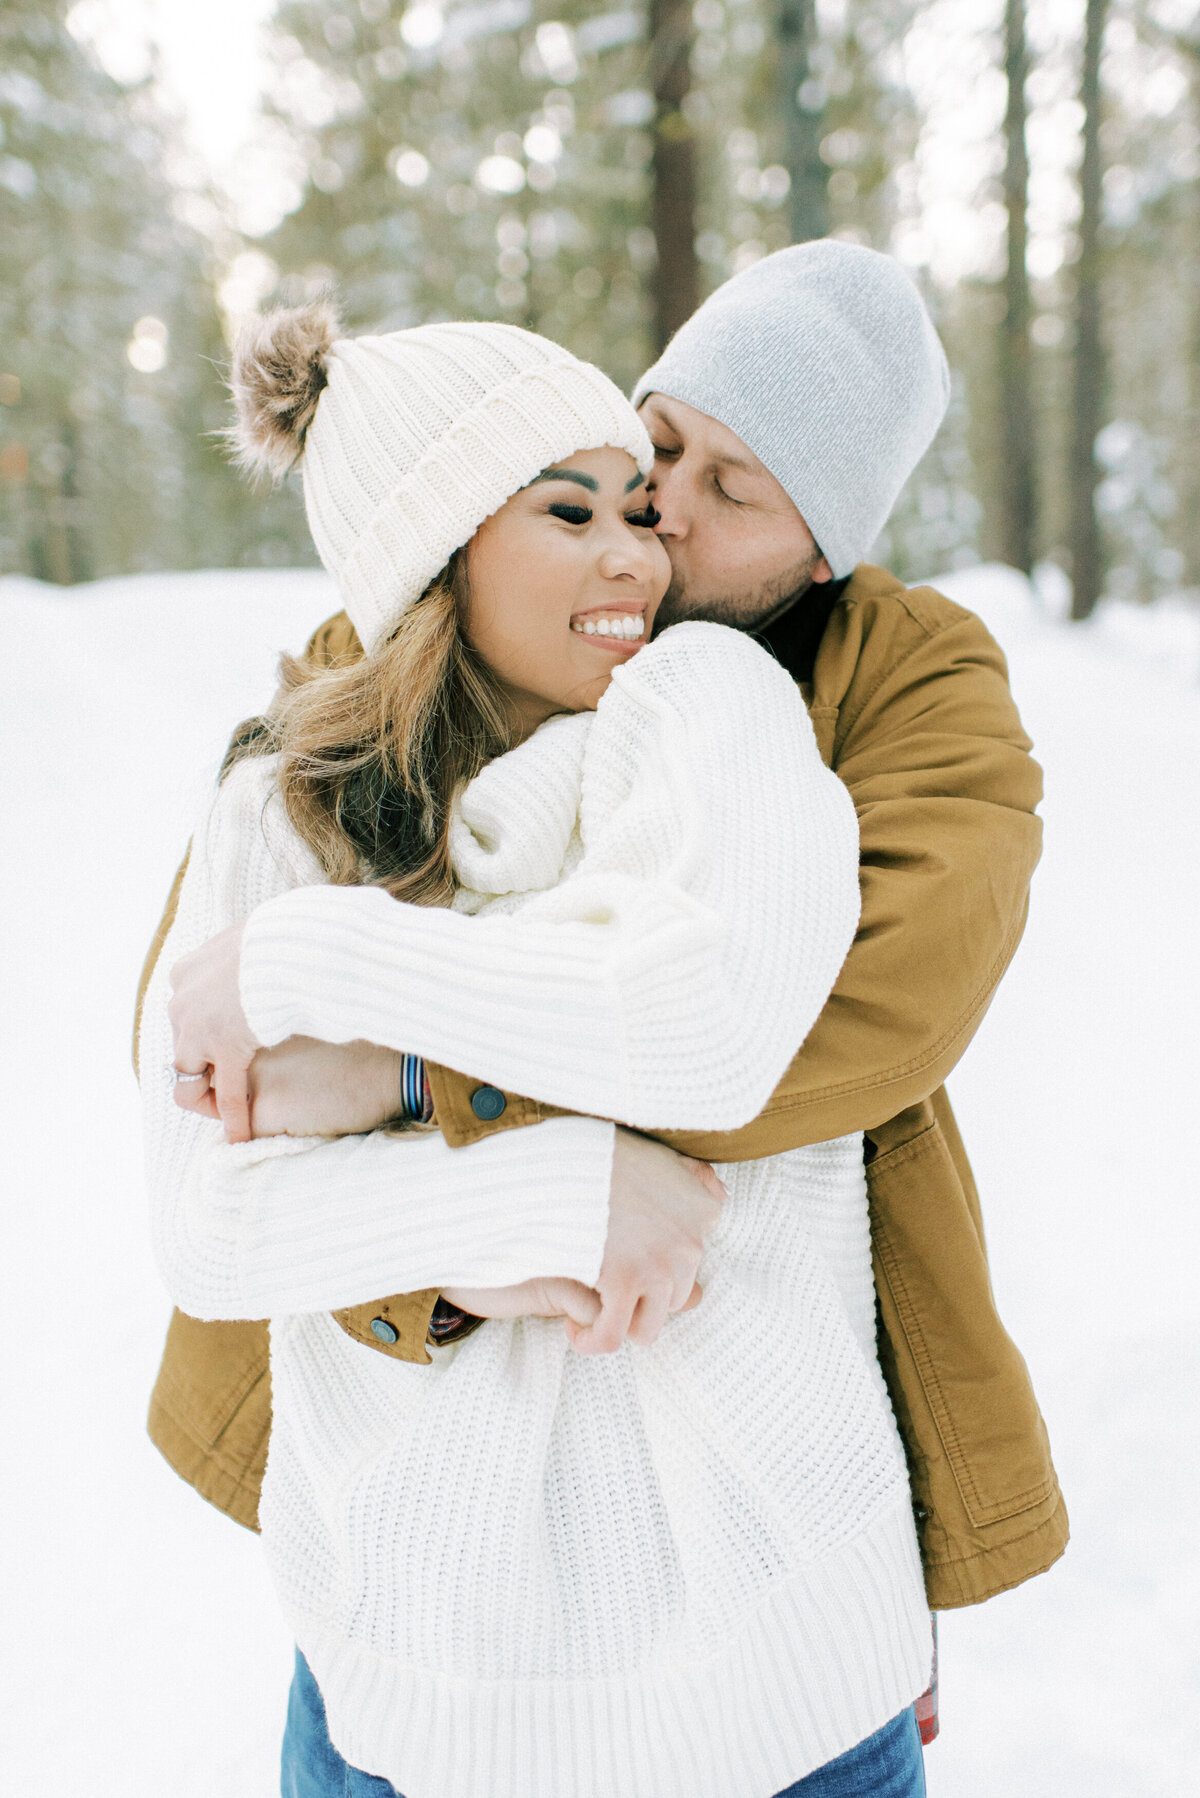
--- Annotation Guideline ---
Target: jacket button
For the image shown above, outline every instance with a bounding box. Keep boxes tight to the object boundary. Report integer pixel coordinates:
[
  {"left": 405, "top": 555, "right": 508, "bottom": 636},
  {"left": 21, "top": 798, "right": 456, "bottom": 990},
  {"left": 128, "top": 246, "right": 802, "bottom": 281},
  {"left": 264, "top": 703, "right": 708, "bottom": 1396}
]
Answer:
[
  {"left": 471, "top": 1085, "right": 507, "bottom": 1120},
  {"left": 370, "top": 1317, "right": 398, "bottom": 1344}
]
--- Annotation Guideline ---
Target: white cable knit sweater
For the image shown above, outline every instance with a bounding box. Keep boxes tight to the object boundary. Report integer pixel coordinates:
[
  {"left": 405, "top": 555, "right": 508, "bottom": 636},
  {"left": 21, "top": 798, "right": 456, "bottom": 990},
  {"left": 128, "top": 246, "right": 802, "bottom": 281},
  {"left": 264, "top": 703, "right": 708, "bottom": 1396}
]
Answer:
[{"left": 142, "top": 623, "right": 930, "bottom": 1798}]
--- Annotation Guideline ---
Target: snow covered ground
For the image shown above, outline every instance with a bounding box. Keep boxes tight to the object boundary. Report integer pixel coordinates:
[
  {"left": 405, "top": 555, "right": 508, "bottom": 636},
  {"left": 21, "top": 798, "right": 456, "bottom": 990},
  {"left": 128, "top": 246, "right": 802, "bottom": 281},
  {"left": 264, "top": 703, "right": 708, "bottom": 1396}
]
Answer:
[{"left": 1, "top": 564, "right": 1197, "bottom": 1794}]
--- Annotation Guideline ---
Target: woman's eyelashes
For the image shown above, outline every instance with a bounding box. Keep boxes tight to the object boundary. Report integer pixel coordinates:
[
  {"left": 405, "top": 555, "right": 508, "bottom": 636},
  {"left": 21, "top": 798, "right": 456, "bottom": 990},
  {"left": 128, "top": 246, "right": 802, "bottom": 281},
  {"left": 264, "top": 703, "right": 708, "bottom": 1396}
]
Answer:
[{"left": 547, "top": 502, "right": 661, "bottom": 528}]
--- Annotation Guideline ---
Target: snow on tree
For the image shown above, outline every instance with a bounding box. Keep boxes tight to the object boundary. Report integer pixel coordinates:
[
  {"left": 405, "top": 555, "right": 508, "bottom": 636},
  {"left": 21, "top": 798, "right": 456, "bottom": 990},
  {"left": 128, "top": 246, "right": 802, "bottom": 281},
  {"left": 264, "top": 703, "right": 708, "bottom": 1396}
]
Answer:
[{"left": 0, "top": 2, "right": 264, "bottom": 581}]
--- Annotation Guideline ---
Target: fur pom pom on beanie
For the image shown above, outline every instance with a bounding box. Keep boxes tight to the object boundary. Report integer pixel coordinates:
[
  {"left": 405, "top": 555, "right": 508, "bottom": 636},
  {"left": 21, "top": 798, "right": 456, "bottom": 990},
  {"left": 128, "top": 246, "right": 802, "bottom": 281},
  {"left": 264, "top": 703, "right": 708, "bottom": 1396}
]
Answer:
[
  {"left": 633, "top": 240, "right": 950, "bottom": 577},
  {"left": 229, "top": 306, "right": 654, "bottom": 655},
  {"left": 228, "top": 298, "right": 339, "bottom": 483}
]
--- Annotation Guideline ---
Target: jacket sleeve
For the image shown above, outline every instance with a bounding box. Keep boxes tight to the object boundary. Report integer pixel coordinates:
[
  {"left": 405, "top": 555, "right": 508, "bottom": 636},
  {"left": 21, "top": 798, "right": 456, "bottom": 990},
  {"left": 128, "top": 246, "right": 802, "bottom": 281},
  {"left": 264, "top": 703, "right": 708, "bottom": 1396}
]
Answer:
[
  {"left": 650, "top": 600, "right": 1044, "bottom": 1158},
  {"left": 235, "top": 624, "right": 861, "bottom": 1134},
  {"left": 140, "top": 759, "right": 614, "bottom": 1322}
]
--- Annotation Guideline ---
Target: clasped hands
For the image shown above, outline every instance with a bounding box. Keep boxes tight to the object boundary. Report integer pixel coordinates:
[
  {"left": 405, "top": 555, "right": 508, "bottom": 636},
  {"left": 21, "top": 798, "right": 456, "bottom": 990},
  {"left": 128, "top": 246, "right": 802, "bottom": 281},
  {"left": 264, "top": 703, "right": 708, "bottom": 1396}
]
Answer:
[{"left": 168, "top": 923, "right": 725, "bottom": 1354}]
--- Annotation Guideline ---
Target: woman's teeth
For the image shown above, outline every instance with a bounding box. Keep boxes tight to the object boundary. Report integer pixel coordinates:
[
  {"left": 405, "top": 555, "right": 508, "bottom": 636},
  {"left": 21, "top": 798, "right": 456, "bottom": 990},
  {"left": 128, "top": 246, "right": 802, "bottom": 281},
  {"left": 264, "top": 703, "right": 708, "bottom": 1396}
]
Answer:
[{"left": 571, "top": 615, "right": 645, "bottom": 640}]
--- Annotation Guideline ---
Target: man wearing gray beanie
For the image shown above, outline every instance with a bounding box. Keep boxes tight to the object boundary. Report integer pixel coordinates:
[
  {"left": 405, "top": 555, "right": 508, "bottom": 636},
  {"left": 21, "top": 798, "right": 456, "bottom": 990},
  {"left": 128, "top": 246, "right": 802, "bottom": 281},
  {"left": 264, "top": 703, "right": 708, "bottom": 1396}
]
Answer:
[
  {"left": 147, "top": 241, "right": 1066, "bottom": 1740},
  {"left": 633, "top": 237, "right": 950, "bottom": 618}
]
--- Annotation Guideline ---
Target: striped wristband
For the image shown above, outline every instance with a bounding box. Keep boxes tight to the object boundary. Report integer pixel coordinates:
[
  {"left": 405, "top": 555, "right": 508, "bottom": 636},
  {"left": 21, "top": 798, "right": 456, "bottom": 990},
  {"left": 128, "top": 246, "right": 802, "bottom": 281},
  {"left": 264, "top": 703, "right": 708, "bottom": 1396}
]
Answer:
[{"left": 398, "top": 1052, "right": 433, "bottom": 1122}]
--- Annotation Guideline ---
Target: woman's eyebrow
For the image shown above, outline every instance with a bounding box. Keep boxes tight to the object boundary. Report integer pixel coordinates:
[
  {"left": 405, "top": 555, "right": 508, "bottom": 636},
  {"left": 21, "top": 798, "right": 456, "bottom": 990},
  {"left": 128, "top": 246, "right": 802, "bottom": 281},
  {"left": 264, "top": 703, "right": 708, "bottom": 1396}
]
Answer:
[
  {"left": 527, "top": 468, "right": 600, "bottom": 491},
  {"left": 624, "top": 472, "right": 645, "bottom": 492}
]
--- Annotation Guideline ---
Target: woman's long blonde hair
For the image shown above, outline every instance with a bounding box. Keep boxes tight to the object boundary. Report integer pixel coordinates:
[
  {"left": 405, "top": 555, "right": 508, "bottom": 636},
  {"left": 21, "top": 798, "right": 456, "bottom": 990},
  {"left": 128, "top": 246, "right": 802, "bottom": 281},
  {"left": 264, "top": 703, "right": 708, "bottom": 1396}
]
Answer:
[{"left": 228, "top": 555, "right": 513, "bottom": 907}]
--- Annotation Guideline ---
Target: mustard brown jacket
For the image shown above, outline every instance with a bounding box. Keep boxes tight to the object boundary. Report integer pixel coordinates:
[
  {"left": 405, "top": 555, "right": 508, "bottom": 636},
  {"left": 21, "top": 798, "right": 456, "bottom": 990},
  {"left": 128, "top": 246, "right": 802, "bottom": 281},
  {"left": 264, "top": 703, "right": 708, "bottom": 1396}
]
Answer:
[{"left": 136, "top": 564, "right": 1068, "bottom": 1610}]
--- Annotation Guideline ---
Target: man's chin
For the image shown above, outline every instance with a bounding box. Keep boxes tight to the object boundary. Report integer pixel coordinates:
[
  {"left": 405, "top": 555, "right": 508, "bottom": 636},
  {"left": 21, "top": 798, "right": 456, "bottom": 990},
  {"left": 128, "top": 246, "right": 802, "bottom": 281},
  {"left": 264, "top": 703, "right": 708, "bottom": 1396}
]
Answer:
[
  {"left": 653, "top": 590, "right": 763, "bottom": 632},
  {"left": 653, "top": 562, "right": 819, "bottom": 635}
]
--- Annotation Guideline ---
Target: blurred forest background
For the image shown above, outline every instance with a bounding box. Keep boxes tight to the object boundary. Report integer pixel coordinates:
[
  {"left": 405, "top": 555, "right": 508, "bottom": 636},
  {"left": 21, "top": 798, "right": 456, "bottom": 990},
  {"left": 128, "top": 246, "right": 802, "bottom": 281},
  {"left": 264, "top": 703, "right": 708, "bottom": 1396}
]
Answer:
[{"left": 1, "top": 0, "right": 1197, "bottom": 619}]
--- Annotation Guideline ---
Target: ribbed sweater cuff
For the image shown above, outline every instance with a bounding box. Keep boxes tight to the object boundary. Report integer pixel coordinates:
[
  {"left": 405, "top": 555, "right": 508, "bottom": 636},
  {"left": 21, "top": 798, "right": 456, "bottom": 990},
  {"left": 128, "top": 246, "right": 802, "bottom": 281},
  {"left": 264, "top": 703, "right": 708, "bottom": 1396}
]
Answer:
[
  {"left": 178, "top": 1115, "right": 616, "bottom": 1317},
  {"left": 241, "top": 884, "right": 352, "bottom": 1050},
  {"left": 239, "top": 882, "right": 631, "bottom": 1106}
]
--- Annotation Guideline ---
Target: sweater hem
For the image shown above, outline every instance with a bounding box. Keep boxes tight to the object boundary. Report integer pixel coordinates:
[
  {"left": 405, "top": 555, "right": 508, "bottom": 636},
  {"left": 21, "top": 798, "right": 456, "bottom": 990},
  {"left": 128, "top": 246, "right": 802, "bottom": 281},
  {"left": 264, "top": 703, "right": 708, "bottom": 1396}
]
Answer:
[{"left": 299, "top": 1501, "right": 930, "bottom": 1798}]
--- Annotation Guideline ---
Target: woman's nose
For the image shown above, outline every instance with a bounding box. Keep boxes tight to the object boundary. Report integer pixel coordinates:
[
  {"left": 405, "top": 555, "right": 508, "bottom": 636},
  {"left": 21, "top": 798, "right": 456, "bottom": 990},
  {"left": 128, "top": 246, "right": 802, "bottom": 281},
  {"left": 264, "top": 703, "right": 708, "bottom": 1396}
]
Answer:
[{"left": 601, "top": 530, "right": 662, "bottom": 583}]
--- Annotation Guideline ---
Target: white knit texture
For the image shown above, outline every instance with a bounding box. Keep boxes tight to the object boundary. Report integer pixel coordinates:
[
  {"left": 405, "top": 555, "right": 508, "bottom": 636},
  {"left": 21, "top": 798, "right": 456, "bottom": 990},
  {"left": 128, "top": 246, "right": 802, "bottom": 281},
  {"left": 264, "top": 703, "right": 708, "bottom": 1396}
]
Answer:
[
  {"left": 302, "top": 322, "right": 654, "bottom": 654},
  {"left": 140, "top": 765, "right": 616, "bottom": 1318},
  {"left": 142, "top": 622, "right": 930, "bottom": 1797},
  {"left": 240, "top": 624, "right": 861, "bottom": 1131}
]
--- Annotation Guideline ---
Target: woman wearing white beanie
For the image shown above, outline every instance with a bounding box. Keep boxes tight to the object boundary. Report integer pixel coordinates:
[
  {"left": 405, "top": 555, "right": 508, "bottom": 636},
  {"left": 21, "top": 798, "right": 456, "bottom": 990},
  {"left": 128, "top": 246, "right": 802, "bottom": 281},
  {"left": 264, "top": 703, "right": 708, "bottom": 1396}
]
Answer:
[{"left": 140, "top": 304, "right": 932, "bottom": 1796}]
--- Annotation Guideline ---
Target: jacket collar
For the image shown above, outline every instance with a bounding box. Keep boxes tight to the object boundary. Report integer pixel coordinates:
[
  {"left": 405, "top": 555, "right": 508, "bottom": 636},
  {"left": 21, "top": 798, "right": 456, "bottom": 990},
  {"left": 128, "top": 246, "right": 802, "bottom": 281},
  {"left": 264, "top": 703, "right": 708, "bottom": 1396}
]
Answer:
[{"left": 754, "top": 573, "right": 851, "bottom": 686}]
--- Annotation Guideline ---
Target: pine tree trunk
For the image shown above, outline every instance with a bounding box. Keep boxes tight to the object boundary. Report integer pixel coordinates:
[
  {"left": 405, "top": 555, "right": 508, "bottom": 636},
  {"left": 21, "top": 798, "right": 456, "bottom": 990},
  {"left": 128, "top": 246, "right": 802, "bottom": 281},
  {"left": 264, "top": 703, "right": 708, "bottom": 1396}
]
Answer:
[
  {"left": 1069, "top": 0, "right": 1108, "bottom": 621},
  {"left": 39, "top": 500, "right": 74, "bottom": 586},
  {"left": 777, "top": 0, "right": 828, "bottom": 245},
  {"left": 1183, "top": 45, "right": 1200, "bottom": 591},
  {"left": 36, "top": 422, "right": 88, "bottom": 586},
  {"left": 1000, "top": 0, "right": 1036, "bottom": 575},
  {"left": 1187, "top": 218, "right": 1200, "bottom": 594},
  {"left": 650, "top": 0, "right": 698, "bottom": 352}
]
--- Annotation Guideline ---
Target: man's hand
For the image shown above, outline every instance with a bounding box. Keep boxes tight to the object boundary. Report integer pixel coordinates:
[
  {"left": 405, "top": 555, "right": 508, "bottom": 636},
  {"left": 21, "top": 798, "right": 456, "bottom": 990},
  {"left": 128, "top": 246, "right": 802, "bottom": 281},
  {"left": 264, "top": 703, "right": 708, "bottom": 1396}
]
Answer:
[
  {"left": 246, "top": 1037, "right": 405, "bottom": 1139},
  {"left": 569, "top": 1129, "right": 725, "bottom": 1355},
  {"left": 169, "top": 921, "right": 260, "bottom": 1143}
]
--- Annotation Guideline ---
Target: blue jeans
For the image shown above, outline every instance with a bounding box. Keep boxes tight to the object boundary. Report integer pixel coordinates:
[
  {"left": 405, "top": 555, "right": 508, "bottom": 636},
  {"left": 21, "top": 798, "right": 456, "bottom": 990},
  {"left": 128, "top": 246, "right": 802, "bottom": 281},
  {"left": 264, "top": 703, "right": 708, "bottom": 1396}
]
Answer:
[{"left": 281, "top": 1650, "right": 926, "bottom": 1797}]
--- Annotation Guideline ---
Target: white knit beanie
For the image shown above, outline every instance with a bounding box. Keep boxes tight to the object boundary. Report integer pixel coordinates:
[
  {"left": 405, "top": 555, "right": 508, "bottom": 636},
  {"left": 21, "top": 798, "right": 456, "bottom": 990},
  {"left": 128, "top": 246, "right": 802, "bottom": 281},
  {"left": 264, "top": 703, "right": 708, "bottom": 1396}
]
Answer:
[
  {"left": 230, "top": 309, "right": 653, "bottom": 654},
  {"left": 632, "top": 241, "right": 950, "bottom": 577}
]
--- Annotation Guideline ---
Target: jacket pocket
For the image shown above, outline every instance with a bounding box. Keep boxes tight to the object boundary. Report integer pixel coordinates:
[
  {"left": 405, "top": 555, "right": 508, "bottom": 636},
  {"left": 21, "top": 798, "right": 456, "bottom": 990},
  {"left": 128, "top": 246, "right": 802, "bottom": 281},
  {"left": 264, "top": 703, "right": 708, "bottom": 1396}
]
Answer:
[{"left": 869, "top": 1121, "right": 1056, "bottom": 1528}]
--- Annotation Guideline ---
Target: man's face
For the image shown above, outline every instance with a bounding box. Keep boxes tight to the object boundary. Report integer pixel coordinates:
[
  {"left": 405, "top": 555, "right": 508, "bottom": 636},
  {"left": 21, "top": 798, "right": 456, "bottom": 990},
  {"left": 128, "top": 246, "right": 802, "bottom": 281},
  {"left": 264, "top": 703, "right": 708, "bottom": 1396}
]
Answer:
[{"left": 638, "top": 393, "right": 833, "bottom": 632}]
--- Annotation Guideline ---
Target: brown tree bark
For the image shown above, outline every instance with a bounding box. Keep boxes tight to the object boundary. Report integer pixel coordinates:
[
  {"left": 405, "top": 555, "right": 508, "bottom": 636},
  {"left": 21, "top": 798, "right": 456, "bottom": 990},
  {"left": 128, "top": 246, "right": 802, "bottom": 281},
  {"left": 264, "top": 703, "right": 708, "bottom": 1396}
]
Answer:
[
  {"left": 1069, "top": 0, "right": 1108, "bottom": 621},
  {"left": 649, "top": 0, "right": 698, "bottom": 352},
  {"left": 34, "top": 421, "right": 89, "bottom": 587},
  {"left": 777, "top": 0, "right": 828, "bottom": 245},
  {"left": 1000, "top": 0, "right": 1036, "bottom": 575},
  {"left": 1179, "top": 37, "right": 1200, "bottom": 589}
]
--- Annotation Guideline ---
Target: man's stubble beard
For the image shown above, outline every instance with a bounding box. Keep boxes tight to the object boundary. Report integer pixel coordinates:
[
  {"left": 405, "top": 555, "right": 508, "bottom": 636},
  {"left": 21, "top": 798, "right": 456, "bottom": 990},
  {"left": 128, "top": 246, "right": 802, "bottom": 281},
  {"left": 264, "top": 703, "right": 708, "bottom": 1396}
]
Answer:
[{"left": 651, "top": 543, "right": 824, "bottom": 635}]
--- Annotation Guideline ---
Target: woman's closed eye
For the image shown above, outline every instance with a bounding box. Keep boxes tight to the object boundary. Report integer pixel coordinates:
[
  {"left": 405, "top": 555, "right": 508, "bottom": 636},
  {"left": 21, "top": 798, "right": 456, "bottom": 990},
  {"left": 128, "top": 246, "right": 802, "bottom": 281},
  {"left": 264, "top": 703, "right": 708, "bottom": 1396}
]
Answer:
[
  {"left": 549, "top": 502, "right": 592, "bottom": 525},
  {"left": 625, "top": 504, "right": 661, "bottom": 528}
]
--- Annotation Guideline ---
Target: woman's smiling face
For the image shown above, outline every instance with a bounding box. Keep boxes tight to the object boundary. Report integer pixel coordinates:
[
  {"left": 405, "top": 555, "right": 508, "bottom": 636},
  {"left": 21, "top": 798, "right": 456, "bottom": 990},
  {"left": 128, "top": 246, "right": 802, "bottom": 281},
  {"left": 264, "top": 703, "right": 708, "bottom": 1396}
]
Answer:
[{"left": 463, "top": 446, "right": 670, "bottom": 740}]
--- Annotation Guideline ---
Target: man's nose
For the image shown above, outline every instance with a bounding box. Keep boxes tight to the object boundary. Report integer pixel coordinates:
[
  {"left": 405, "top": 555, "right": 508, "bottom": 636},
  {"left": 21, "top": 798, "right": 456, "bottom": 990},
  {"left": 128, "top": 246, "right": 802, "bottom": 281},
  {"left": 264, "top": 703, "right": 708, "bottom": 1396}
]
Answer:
[{"left": 647, "top": 461, "right": 685, "bottom": 536}]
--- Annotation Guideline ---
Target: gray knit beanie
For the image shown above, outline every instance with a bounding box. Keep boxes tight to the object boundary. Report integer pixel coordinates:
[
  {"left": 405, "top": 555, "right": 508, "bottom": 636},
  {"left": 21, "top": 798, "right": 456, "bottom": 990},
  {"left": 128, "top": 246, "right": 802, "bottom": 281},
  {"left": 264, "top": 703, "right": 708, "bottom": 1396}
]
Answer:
[{"left": 632, "top": 240, "right": 950, "bottom": 577}]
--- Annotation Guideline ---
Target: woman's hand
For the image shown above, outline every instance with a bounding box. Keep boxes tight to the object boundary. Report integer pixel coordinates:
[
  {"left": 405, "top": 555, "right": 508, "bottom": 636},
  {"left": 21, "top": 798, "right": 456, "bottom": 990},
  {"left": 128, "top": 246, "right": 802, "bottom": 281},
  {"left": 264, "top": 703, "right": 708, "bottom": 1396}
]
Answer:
[
  {"left": 173, "top": 1034, "right": 406, "bottom": 1140},
  {"left": 246, "top": 1037, "right": 405, "bottom": 1138},
  {"left": 568, "top": 1132, "right": 726, "bottom": 1354},
  {"left": 169, "top": 921, "right": 259, "bottom": 1142},
  {"left": 441, "top": 1275, "right": 704, "bottom": 1337},
  {"left": 441, "top": 1278, "right": 601, "bottom": 1328},
  {"left": 443, "top": 1136, "right": 724, "bottom": 1350}
]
